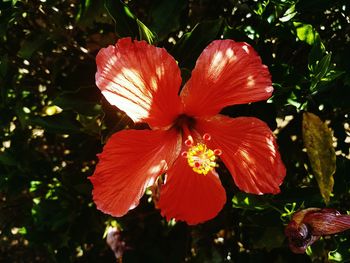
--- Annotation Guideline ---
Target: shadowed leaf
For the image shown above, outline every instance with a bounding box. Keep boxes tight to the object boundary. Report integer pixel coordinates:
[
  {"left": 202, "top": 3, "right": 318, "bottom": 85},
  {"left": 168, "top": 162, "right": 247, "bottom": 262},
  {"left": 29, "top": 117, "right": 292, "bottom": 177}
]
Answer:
[{"left": 172, "top": 18, "right": 223, "bottom": 69}]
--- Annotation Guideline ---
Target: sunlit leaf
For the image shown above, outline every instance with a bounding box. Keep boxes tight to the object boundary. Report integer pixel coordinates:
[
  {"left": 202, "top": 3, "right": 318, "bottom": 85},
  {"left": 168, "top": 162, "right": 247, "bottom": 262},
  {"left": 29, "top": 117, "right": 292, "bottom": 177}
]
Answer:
[
  {"left": 136, "top": 19, "right": 157, "bottom": 44},
  {"left": 294, "top": 22, "right": 319, "bottom": 45},
  {"left": 279, "top": 4, "right": 297, "bottom": 22},
  {"left": 302, "top": 112, "right": 336, "bottom": 204},
  {"left": 254, "top": 0, "right": 270, "bottom": 16},
  {"left": 232, "top": 192, "right": 269, "bottom": 210}
]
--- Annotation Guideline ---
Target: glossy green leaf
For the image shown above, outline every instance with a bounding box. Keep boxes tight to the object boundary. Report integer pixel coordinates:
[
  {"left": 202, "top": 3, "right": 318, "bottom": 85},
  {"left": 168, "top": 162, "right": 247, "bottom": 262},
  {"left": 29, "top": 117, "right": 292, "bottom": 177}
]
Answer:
[
  {"left": 279, "top": 4, "right": 297, "bottom": 22},
  {"left": 302, "top": 112, "right": 336, "bottom": 204}
]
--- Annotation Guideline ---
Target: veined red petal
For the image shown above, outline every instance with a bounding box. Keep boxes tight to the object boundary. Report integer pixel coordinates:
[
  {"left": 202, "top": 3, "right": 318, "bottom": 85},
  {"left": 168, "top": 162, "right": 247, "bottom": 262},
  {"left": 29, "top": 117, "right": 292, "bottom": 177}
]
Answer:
[
  {"left": 89, "top": 129, "right": 181, "bottom": 217},
  {"left": 181, "top": 40, "right": 273, "bottom": 117},
  {"left": 196, "top": 115, "right": 286, "bottom": 194},
  {"left": 157, "top": 151, "right": 226, "bottom": 225},
  {"left": 96, "top": 38, "right": 182, "bottom": 128}
]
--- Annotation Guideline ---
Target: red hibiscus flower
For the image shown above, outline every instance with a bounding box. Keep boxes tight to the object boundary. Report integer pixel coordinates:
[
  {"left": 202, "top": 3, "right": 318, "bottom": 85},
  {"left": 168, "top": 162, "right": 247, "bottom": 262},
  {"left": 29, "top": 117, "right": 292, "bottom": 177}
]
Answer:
[{"left": 90, "top": 37, "right": 286, "bottom": 225}]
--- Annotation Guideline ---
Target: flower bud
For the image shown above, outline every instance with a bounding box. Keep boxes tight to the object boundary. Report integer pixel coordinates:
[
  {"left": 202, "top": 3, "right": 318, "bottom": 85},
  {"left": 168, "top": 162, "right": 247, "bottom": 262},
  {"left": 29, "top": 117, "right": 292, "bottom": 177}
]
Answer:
[
  {"left": 285, "top": 208, "right": 350, "bottom": 253},
  {"left": 106, "top": 226, "right": 127, "bottom": 261}
]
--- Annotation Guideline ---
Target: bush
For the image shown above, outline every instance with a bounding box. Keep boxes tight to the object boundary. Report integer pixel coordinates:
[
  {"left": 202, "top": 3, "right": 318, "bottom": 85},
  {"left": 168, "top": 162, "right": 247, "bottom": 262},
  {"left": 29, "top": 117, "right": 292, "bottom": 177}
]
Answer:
[{"left": 0, "top": 0, "right": 349, "bottom": 262}]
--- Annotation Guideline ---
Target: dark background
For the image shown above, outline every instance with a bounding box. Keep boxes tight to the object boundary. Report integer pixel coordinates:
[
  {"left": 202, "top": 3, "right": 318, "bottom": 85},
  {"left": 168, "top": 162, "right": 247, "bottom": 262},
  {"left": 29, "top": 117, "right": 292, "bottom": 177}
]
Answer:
[{"left": 0, "top": 0, "right": 349, "bottom": 262}]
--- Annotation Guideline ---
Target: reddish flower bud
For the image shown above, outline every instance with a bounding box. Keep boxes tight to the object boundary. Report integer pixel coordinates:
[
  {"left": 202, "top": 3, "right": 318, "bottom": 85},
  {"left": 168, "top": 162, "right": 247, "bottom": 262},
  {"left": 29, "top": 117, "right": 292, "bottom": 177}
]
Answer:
[
  {"left": 106, "top": 227, "right": 127, "bottom": 261},
  {"left": 285, "top": 208, "right": 350, "bottom": 253}
]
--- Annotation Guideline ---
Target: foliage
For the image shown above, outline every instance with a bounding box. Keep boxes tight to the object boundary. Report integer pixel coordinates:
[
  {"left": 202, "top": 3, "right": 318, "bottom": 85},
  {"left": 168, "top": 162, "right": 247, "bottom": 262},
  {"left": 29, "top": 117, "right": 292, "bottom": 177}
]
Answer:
[{"left": 0, "top": 0, "right": 349, "bottom": 262}]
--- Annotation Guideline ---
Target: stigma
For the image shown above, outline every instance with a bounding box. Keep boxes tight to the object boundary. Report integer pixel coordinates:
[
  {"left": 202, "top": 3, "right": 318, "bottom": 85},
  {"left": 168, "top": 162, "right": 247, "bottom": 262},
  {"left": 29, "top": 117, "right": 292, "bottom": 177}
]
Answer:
[{"left": 182, "top": 134, "right": 222, "bottom": 175}]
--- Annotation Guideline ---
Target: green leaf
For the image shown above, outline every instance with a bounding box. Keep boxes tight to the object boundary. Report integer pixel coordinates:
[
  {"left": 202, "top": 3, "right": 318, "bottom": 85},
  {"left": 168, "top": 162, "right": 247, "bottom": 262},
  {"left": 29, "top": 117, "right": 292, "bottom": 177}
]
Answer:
[
  {"left": 17, "top": 34, "right": 48, "bottom": 59},
  {"left": 136, "top": 19, "right": 157, "bottom": 44},
  {"left": 313, "top": 53, "right": 332, "bottom": 80},
  {"left": 254, "top": 0, "right": 270, "bottom": 16},
  {"left": 76, "top": 0, "right": 106, "bottom": 27},
  {"left": 322, "top": 69, "right": 345, "bottom": 82},
  {"left": 279, "top": 4, "right": 297, "bottom": 22},
  {"left": 53, "top": 89, "right": 102, "bottom": 116},
  {"left": 232, "top": 192, "right": 269, "bottom": 211},
  {"left": 294, "top": 22, "right": 319, "bottom": 45},
  {"left": 308, "top": 37, "right": 326, "bottom": 72},
  {"left": 104, "top": 0, "right": 138, "bottom": 38},
  {"left": 76, "top": 114, "right": 101, "bottom": 136},
  {"left": 31, "top": 111, "right": 82, "bottom": 133},
  {"left": 172, "top": 18, "right": 223, "bottom": 69},
  {"left": 310, "top": 53, "right": 332, "bottom": 92},
  {"left": 302, "top": 112, "right": 336, "bottom": 204},
  {"left": 149, "top": 0, "right": 186, "bottom": 40},
  {"left": 104, "top": 0, "right": 156, "bottom": 43}
]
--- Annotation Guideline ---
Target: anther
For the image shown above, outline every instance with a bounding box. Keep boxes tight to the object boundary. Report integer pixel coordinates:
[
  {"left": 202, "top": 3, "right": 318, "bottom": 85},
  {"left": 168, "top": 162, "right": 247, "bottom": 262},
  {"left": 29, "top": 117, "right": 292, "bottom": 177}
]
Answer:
[
  {"left": 184, "top": 143, "right": 222, "bottom": 175},
  {"left": 202, "top": 133, "right": 211, "bottom": 141},
  {"left": 214, "top": 149, "right": 222, "bottom": 156},
  {"left": 184, "top": 136, "right": 194, "bottom": 146}
]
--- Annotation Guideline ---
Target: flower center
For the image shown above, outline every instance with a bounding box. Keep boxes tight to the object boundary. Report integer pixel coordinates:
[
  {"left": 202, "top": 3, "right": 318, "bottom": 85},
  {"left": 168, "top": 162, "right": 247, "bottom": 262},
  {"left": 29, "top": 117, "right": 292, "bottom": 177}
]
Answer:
[{"left": 181, "top": 134, "right": 222, "bottom": 175}]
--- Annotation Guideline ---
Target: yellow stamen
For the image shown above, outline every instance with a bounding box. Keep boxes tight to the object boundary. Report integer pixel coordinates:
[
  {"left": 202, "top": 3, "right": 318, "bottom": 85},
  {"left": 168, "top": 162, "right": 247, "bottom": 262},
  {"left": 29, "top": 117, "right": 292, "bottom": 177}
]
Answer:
[{"left": 185, "top": 143, "right": 218, "bottom": 175}]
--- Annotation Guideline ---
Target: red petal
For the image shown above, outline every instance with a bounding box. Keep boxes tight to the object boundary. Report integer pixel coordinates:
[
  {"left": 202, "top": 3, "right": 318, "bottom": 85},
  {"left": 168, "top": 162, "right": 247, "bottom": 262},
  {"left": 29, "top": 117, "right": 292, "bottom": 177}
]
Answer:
[
  {"left": 181, "top": 40, "right": 273, "bottom": 117},
  {"left": 196, "top": 115, "right": 286, "bottom": 194},
  {"left": 89, "top": 129, "right": 181, "bottom": 217},
  {"left": 157, "top": 152, "right": 226, "bottom": 225},
  {"left": 96, "top": 38, "right": 182, "bottom": 128}
]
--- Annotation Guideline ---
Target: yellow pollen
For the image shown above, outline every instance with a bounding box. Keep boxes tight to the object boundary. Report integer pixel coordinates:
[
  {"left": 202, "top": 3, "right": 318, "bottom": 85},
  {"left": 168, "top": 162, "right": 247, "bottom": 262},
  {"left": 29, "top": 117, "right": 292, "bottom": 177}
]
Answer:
[{"left": 186, "top": 143, "right": 217, "bottom": 175}]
